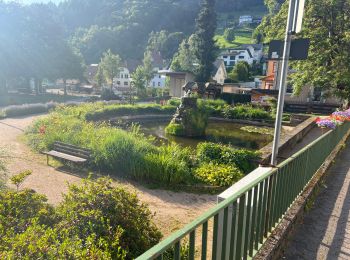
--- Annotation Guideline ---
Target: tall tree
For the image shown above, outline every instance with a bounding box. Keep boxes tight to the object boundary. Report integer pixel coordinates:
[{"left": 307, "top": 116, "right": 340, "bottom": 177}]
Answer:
[
  {"left": 194, "top": 0, "right": 217, "bottom": 82},
  {"left": 170, "top": 36, "right": 198, "bottom": 74},
  {"left": 97, "top": 50, "right": 122, "bottom": 90},
  {"left": 142, "top": 51, "right": 155, "bottom": 88}
]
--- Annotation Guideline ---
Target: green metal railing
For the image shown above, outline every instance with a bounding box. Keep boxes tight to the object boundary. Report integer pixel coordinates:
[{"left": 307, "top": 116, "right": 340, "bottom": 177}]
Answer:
[{"left": 136, "top": 122, "right": 350, "bottom": 260}]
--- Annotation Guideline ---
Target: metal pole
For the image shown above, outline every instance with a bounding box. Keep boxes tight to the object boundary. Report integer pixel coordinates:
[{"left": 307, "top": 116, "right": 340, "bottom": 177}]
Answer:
[{"left": 270, "top": 0, "right": 296, "bottom": 166}]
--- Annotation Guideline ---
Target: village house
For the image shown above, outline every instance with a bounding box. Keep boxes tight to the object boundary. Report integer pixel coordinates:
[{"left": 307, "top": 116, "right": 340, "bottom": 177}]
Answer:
[
  {"left": 219, "top": 44, "right": 263, "bottom": 69},
  {"left": 212, "top": 59, "right": 227, "bottom": 84}
]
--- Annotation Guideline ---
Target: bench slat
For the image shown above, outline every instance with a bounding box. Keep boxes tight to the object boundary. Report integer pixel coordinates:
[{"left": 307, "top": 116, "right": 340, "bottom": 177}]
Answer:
[
  {"left": 53, "top": 145, "right": 91, "bottom": 159},
  {"left": 55, "top": 141, "right": 91, "bottom": 153},
  {"left": 44, "top": 150, "right": 87, "bottom": 163}
]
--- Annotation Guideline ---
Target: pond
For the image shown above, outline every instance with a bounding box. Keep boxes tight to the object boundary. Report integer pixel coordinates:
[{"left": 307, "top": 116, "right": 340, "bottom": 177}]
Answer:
[{"left": 130, "top": 121, "right": 273, "bottom": 150}]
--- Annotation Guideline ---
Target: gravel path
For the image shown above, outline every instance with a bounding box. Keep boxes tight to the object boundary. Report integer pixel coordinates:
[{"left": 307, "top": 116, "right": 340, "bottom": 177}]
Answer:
[
  {"left": 283, "top": 139, "right": 350, "bottom": 260},
  {"left": 0, "top": 115, "right": 216, "bottom": 237}
]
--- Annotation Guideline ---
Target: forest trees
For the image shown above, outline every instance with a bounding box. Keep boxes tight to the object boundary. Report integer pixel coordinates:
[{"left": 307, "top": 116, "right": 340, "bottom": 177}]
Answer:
[{"left": 0, "top": 2, "right": 84, "bottom": 94}]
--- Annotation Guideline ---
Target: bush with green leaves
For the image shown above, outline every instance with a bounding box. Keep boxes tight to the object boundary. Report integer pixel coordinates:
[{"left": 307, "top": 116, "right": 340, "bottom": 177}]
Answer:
[
  {"left": 0, "top": 178, "right": 161, "bottom": 259},
  {"left": 144, "top": 144, "right": 194, "bottom": 185},
  {"left": 194, "top": 162, "right": 244, "bottom": 187},
  {"left": 222, "top": 104, "right": 272, "bottom": 120},
  {"left": 196, "top": 142, "right": 261, "bottom": 174},
  {"left": 101, "top": 88, "right": 119, "bottom": 101},
  {"left": 85, "top": 103, "right": 177, "bottom": 121}
]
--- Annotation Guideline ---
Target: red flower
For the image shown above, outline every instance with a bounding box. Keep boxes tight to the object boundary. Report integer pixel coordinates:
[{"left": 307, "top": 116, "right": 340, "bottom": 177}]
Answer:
[{"left": 39, "top": 125, "right": 46, "bottom": 134}]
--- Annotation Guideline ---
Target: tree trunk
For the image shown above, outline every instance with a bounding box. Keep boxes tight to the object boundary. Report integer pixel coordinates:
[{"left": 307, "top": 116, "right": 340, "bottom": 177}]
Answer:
[
  {"left": 64, "top": 79, "right": 67, "bottom": 96},
  {"left": 34, "top": 78, "right": 39, "bottom": 95}
]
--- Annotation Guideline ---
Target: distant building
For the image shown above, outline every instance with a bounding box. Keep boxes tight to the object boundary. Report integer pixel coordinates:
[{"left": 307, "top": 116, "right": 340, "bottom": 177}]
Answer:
[
  {"left": 113, "top": 67, "right": 131, "bottom": 88},
  {"left": 159, "top": 70, "right": 195, "bottom": 97},
  {"left": 219, "top": 44, "right": 263, "bottom": 69},
  {"left": 212, "top": 59, "right": 228, "bottom": 84},
  {"left": 239, "top": 15, "right": 253, "bottom": 25},
  {"left": 85, "top": 64, "right": 99, "bottom": 85},
  {"left": 150, "top": 72, "right": 166, "bottom": 88}
]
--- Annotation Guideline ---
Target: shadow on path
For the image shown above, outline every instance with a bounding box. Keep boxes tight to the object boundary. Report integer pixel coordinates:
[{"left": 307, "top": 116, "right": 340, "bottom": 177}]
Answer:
[{"left": 283, "top": 139, "right": 350, "bottom": 259}]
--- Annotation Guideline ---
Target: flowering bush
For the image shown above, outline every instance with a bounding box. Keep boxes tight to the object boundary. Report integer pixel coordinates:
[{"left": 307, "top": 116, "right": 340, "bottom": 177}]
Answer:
[{"left": 316, "top": 109, "right": 350, "bottom": 129}]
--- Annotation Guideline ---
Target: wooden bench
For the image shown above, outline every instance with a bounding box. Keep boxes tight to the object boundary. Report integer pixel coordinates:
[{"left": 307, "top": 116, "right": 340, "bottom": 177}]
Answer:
[{"left": 43, "top": 141, "right": 91, "bottom": 166}]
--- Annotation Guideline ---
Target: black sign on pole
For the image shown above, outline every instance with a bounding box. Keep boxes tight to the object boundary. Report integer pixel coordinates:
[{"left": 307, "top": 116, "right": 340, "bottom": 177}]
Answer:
[{"left": 268, "top": 38, "right": 310, "bottom": 60}]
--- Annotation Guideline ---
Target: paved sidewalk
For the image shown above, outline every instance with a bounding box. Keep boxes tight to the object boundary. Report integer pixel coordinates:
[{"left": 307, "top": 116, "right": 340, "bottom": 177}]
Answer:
[{"left": 283, "top": 140, "right": 350, "bottom": 260}]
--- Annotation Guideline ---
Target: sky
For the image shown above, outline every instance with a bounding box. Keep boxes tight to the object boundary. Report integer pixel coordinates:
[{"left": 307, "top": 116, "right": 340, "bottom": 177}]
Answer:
[{"left": 5, "top": 0, "right": 63, "bottom": 4}]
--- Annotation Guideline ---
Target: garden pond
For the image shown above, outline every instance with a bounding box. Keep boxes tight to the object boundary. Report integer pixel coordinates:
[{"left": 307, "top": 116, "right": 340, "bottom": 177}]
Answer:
[{"left": 121, "top": 120, "right": 273, "bottom": 150}]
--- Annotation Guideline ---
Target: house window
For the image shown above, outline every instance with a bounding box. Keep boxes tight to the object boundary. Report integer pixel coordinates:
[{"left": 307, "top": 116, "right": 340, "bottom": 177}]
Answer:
[
  {"left": 117, "top": 81, "right": 121, "bottom": 85},
  {"left": 223, "top": 55, "right": 228, "bottom": 59},
  {"left": 158, "top": 82, "right": 161, "bottom": 87},
  {"left": 121, "top": 74, "right": 124, "bottom": 78},
  {"left": 229, "top": 61, "right": 235, "bottom": 66},
  {"left": 153, "top": 82, "right": 155, "bottom": 87},
  {"left": 124, "top": 82, "right": 128, "bottom": 86},
  {"left": 159, "top": 75, "right": 161, "bottom": 78},
  {"left": 230, "top": 56, "right": 235, "bottom": 60},
  {"left": 239, "top": 56, "right": 244, "bottom": 59},
  {"left": 125, "top": 74, "right": 129, "bottom": 79}
]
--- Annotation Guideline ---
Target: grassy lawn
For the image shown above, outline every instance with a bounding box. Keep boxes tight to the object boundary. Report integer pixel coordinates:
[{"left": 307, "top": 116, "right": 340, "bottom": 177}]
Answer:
[
  {"left": 215, "top": 28, "right": 253, "bottom": 49},
  {"left": 0, "top": 93, "right": 83, "bottom": 107}
]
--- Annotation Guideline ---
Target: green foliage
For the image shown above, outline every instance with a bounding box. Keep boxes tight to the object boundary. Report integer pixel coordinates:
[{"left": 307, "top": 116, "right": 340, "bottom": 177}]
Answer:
[
  {"left": 224, "top": 27, "right": 236, "bottom": 42},
  {"left": 170, "top": 36, "right": 198, "bottom": 74},
  {"left": 101, "top": 88, "right": 118, "bottom": 101},
  {"left": 194, "top": 162, "right": 244, "bottom": 187},
  {"left": 257, "top": 0, "right": 350, "bottom": 104},
  {"left": 85, "top": 104, "right": 177, "bottom": 121},
  {"left": 229, "top": 61, "right": 250, "bottom": 82},
  {"left": 194, "top": 0, "right": 217, "bottom": 82},
  {"left": 144, "top": 144, "right": 194, "bottom": 185},
  {"left": 97, "top": 50, "right": 122, "bottom": 88},
  {"left": 222, "top": 104, "right": 272, "bottom": 120},
  {"left": 0, "top": 178, "right": 161, "bottom": 259},
  {"left": 57, "top": 178, "right": 161, "bottom": 259},
  {"left": 196, "top": 142, "right": 261, "bottom": 174},
  {"left": 167, "top": 98, "right": 181, "bottom": 107},
  {"left": 10, "top": 170, "right": 32, "bottom": 191},
  {"left": 165, "top": 123, "right": 186, "bottom": 136}
]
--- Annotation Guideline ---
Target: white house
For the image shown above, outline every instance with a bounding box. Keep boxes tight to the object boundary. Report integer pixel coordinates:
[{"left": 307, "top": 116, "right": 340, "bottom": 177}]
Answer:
[
  {"left": 149, "top": 72, "right": 166, "bottom": 88},
  {"left": 113, "top": 67, "right": 132, "bottom": 88},
  {"left": 239, "top": 15, "right": 253, "bottom": 25},
  {"left": 219, "top": 44, "right": 263, "bottom": 69}
]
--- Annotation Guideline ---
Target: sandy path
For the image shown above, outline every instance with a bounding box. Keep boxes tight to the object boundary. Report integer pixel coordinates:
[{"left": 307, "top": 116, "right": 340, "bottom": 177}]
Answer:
[{"left": 0, "top": 115, "right": 216, "bottom": 237}]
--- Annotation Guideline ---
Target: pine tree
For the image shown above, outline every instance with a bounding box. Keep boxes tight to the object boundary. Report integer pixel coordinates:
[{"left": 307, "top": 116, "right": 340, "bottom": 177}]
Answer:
[{"left": 194, "top": 0, "right": 217, "bottom": 82}]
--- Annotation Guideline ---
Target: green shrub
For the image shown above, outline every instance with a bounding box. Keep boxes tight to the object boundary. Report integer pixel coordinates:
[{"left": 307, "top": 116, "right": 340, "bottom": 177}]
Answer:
[
  {"left": 143, "top": 144, "right": 194, "bottom": 185},
  {"left": 194, "top": 163, "right": 244, "bottom": 187},
  {"left": 85, "top": 104, "right": 177, "bottom": 121},
  {"left": 101, "top": 88, "right": 118, "bottom": 101},
  {"left": 1, "top": 224, "right": 120, "bottom": 259},
  {"left": 0, "top": 178, "right": 161, "bottom": 259},
  {"left": 167, "top": 98, "right": 181, "bottom": 107},
  {"left": 57, "top": 178, "right": 161, "bottom": 259},
  {"left": 165, "top": 122, "right": 186, "bottom": 136},
  {"left": 196, "top": 142, "right": 261, "bottom": 174},
  {"left": 0, "top": 189, "right": 55, "bottom": 243},
  {"left": 222, "top": 104, "right": 271, "bottom": 120}
]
